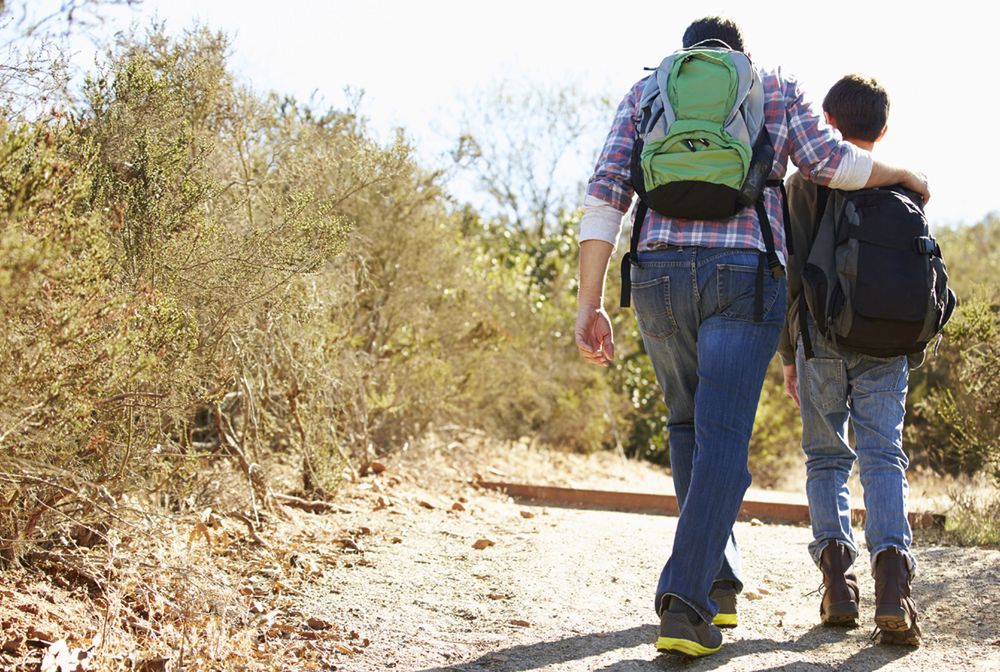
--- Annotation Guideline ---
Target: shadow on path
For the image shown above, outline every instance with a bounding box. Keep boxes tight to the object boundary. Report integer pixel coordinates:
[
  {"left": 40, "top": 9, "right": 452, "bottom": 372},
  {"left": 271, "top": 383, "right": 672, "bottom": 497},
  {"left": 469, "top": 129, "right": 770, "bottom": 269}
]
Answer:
[
  {"left": 415, "top": 624, "right": 655, "bottom": 672},
  {"left": 596, "top": 624, "right": 915, "bottom": 672},
  {"left": 416, "top": 620, "right": 919, "bottom": 672}
]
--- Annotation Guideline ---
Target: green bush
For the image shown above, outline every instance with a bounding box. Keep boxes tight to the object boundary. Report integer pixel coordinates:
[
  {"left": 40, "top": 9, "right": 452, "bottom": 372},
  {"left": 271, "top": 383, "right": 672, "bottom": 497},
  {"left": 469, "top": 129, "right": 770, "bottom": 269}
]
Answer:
[
  {"left": 0, "top": 26, "right": 633, "bottom": 557},
  {"left": 908, "top": 283, "right": 1000, "bottom": 480},
  {"left": 750, "top": 359, "right": 804, "bottom": 487}
]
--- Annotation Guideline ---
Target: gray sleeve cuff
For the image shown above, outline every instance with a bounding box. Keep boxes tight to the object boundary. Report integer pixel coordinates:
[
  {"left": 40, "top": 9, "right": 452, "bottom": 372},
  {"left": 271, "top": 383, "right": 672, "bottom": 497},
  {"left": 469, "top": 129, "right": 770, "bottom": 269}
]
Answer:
[{"left": 579, "top": 194, "right": 627, "bottom": 247}]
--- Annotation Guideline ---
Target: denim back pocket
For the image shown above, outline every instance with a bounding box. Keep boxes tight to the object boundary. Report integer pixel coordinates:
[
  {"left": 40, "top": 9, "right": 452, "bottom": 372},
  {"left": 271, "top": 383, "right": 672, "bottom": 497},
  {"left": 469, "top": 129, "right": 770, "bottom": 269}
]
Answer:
[
  {"left": 716, "top": 262, "right": 783, "bottom": 322},
  {"left": 803, "top": 356, "right": 849, "bottom": 415},
  {"left": 851, "top": 354, "right": 908, "bottom": 397},
  {"left": 630, "top": 275, "right": 677, "bottom": 340}
]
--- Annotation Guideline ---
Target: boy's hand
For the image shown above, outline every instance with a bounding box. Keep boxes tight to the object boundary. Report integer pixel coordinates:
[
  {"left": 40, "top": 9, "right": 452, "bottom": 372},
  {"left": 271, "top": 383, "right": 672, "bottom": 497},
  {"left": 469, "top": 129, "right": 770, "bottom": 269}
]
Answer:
[
  {"left": 783, "top": 363, "right": 800, "bottom": 408},
  {"left": 576, "top": 303, "right": 615, "bottom": 366}
]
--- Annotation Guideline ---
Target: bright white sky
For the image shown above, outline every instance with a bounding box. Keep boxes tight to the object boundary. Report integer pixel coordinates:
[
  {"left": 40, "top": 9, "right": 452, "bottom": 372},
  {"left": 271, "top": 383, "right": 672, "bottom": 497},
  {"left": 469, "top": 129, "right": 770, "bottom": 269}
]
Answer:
[{"left": 28, "top": 0, "right": 1000, "bottom": 225}]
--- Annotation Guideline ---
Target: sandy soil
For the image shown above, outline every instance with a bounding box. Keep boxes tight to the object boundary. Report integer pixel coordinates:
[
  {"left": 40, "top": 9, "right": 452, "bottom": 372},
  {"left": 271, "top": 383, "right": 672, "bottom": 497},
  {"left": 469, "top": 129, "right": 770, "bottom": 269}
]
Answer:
[
  {"left": 2, "top": 439, "right": 996, "bottom": 671},
  {"left": 302, "top": 439, "right": 1000, "bottom": 672}
]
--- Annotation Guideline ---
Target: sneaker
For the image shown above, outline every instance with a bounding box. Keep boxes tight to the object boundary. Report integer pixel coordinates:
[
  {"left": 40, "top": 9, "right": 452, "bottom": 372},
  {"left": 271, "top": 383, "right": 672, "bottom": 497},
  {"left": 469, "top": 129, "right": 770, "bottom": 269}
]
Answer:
[
  {"left": 873, "top": 547, "right": 921, "bottom": 646},
  {"left": 819, "top": 541, "right": 860, "bottom": 627},
  {"left": 710, "top": 581, "right": 738, "bottom": 628},
  {"left": 656, "top": 596, "right": 723, "bottom": 657}
]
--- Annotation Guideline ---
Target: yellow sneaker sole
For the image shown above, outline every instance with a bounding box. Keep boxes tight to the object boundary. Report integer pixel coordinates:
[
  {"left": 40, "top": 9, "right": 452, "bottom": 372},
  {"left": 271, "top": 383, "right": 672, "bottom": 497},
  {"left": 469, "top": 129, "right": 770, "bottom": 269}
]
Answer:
[
  {"left": 712, "top": 612, "right": 738, "bottom": 627},
  {"left": 655, "top": 636, "right": 722, "bottom": 657}
]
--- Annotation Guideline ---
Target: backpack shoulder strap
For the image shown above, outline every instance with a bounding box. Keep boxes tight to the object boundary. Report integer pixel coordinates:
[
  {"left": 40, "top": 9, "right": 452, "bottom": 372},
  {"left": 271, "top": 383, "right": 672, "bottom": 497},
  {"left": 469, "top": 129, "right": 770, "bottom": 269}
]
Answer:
[
  {"left": 619, "top": 200, "right": 648, "bottom": 308},
  {"left": 797, "top": 183, "right": 831, "bottom": 361},
  {"left": 814, "top": 185, "right": 830, "bottom": 237}
]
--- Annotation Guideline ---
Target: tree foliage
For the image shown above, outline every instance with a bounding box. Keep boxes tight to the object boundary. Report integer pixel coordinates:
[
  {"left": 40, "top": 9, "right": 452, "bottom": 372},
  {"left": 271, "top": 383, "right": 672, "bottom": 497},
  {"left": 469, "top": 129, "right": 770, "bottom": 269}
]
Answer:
[{"left": 452, "top": 79, "right": 612, "bottom": 240}]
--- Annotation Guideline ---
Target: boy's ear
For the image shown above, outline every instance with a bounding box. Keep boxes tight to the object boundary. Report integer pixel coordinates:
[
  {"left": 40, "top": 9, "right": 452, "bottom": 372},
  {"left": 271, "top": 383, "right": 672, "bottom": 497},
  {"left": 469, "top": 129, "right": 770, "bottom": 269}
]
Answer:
[
  {"left": 875, "top": 124, "right": 888, "bottom": 143},
  {"left": 825, "top": 111, "right": 838, "bottom": 130}
]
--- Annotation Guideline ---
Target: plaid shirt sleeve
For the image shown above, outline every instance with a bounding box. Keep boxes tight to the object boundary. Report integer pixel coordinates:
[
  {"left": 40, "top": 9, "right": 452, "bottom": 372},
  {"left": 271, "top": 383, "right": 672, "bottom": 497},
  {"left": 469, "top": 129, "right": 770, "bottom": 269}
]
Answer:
[
  {"left": 782, "top": 73, "right": 848, "bottom": 185},
  {"left": 585, "top": 80, "right": 644, "bottom": 213}
]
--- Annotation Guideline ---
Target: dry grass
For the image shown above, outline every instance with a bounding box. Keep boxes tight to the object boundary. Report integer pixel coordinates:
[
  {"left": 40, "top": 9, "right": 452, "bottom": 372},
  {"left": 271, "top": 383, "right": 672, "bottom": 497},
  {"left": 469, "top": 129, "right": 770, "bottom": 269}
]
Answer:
[{"left": 0, "top": 486, "right": 373, "bottom": 670}]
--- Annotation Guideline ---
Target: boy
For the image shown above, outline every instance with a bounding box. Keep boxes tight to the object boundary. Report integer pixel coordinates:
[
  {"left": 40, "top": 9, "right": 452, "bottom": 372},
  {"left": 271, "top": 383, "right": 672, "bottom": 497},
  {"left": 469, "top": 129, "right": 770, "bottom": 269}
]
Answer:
[{"left": 778, "top": 74, "right": 921, "bottom": 646}]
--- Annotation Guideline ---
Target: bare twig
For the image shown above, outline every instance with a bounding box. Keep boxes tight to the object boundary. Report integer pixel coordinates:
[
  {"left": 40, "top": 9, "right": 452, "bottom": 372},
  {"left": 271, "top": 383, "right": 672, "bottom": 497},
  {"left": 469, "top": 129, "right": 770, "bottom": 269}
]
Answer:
[
  {"left": 96, "top": 391, "right": 168, "bottom": 405},
  {"left": 26, "top": 549, "right": 106, "bottom": 593},
  {"left": 225, "top": 511, "right": 268, "bottom": 547},
  {"left": 272, "top": 492, "right": 337, "bottom": 514}
]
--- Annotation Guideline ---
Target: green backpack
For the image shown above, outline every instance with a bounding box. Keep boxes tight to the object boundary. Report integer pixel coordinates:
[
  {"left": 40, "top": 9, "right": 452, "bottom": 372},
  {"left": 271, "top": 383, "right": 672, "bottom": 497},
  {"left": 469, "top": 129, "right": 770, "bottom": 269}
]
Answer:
[{"left": 621, "top": 40, "right": 783, "bottom": 315}]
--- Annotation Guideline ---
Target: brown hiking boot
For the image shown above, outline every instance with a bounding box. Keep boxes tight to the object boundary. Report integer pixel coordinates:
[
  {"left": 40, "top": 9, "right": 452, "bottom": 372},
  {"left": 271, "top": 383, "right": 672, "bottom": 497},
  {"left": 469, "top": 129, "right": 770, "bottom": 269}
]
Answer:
[
  {"left": 874, "top": 547, "right": 921, "bottom": 646},
  {"left": 819, "top": 541, "right": 860, "bottom": 626}
]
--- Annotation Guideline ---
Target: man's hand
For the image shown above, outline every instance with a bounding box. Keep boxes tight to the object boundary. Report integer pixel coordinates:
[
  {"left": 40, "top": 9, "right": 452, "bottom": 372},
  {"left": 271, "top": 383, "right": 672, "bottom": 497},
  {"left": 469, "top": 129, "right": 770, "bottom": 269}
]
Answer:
[
  {"left": 783, "top": 363, "right": 800, "bottom": 408},
  {"left": 867, "top": 161, "right": 930, "bottom": 204},
  {"left": 900, "top": 169, "right": 930, "bottom": 204},
  {"left": 576, "top": 303, "right": 615, "bottom": 366}
]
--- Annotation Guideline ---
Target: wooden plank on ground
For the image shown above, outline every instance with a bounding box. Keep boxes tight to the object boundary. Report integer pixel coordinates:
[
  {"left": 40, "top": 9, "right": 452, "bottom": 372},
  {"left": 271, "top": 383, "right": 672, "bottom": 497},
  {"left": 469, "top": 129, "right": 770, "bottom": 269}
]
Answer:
[{"left": 476, "top": 480, "right": 944, "bottom": 529}]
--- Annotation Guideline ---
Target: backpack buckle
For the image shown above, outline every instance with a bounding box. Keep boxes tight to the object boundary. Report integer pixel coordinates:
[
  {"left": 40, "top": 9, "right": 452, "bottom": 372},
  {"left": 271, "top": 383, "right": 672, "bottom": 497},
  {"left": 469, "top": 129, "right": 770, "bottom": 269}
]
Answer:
[{"left": 913, "top": 236, "right": 939, "bottom": 255}]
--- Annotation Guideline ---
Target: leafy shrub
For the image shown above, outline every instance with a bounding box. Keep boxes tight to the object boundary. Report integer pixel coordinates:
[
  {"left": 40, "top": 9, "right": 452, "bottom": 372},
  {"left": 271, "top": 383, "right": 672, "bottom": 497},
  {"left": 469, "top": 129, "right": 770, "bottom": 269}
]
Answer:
[
  {"left": 0, "top": 26, "right": 632, "bottom": 558},
  {"left": 908, "top": 283, "right": 1000, "bottom": 480}
]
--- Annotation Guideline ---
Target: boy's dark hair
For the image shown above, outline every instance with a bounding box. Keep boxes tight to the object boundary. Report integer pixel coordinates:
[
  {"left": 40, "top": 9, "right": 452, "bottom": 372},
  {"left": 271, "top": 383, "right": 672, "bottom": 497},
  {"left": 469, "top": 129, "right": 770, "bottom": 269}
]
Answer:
[
  {"left": 822, "top": 75, "right": 890, "bottom": 142},
  {"left": 682, "top": 17, "right": 745, "bottom": 52}
]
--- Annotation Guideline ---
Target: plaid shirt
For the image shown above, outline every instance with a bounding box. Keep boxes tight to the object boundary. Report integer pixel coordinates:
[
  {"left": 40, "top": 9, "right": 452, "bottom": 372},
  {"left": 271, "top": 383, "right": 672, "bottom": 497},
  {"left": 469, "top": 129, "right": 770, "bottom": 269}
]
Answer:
[{"left": 587, "top": 68, "right": 852, "bottom": 258}]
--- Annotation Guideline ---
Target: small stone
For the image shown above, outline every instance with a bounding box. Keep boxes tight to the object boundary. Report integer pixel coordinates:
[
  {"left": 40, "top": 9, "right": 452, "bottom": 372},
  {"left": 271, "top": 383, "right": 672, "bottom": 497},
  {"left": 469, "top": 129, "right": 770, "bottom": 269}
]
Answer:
[
  {"left": 1, "top": 636, "right": 25, "bottom": 654},
  {"left": 306, "top": 617, "right": 332, "bottom": 630}
]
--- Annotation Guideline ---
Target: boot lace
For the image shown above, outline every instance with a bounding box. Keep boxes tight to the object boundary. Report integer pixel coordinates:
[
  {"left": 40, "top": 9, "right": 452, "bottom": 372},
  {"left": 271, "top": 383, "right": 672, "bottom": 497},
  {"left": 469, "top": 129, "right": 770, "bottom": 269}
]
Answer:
[{"left": 802, "top": 582, "right": 824, "bottom": 598}]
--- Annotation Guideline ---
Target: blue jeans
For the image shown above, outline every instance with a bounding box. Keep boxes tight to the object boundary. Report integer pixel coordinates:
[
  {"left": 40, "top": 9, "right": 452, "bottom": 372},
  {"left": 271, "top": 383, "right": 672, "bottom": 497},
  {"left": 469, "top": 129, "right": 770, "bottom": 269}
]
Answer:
[
  {"left": 631, "top": 247, "right": 786, "bottom": 623},
  {"left": 796, "top": 316, "right": 915, "bottom": 575}
]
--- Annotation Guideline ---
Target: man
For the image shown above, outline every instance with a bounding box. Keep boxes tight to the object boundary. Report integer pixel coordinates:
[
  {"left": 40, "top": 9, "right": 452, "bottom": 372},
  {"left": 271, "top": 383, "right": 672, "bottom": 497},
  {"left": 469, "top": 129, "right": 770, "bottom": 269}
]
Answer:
[
  {"left": 575, "top": 17, "right": 929, "bottom": 657},
  {"left": 779, "top": 74, "right": 922, "bottom": 646}
]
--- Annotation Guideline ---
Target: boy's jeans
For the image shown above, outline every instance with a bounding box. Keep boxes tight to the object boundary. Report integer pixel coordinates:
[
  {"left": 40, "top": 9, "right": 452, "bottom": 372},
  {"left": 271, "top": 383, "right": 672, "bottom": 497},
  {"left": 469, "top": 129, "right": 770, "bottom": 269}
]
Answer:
[
  {"left": 631, "top": 247, "right": 785, "bottom": 624},
  {"left": 795, "top": 316, "right": 915, "bottom": 575}
]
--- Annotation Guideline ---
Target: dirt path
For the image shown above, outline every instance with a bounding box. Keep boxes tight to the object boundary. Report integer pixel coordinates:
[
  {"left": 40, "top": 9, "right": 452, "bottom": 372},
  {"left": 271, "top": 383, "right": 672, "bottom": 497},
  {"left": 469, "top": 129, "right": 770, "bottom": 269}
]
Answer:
[{"left": 299, "top": 442, "right": 1000, "bottom": 672}]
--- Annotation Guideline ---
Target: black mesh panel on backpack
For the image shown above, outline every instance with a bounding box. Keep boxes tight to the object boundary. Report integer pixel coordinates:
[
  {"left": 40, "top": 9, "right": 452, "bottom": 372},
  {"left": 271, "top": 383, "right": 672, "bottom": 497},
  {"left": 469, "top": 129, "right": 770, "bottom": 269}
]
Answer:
[{"left": 803, "top": 187, "right": 956, "bottom": 359}]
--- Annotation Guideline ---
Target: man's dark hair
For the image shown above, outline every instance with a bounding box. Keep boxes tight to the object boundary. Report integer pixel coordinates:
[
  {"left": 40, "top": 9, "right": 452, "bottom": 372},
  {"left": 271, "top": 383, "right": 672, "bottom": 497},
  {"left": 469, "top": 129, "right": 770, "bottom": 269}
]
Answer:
[
  {"left": 823, "top": 75, "right": 890, "bottom": 142},
  {"left": 682, "top": 17, "right": 745, "bottom": 52}
]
